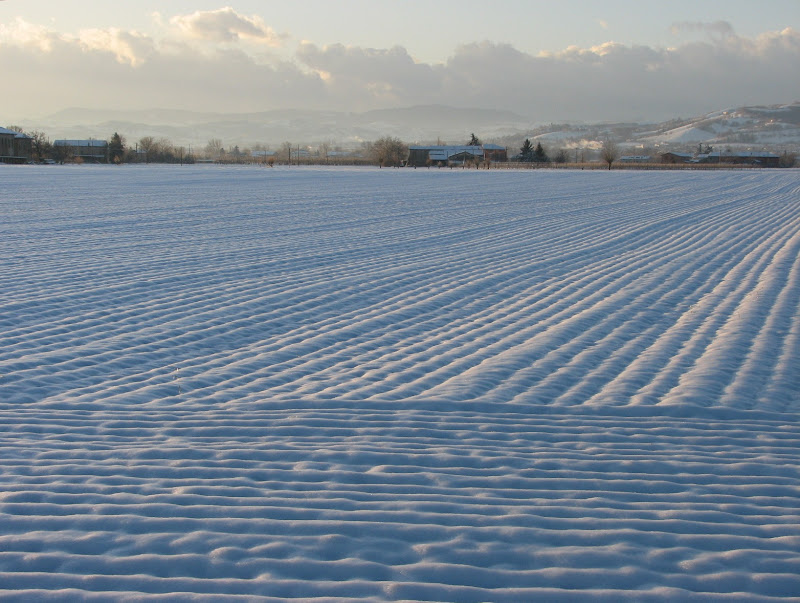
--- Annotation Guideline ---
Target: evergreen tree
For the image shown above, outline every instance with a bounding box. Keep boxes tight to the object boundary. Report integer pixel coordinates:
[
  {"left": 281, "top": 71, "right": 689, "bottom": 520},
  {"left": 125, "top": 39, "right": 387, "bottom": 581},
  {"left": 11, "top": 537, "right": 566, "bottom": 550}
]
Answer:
[
  {"left": 109, "top": 132, "right": 125, "bottom": 164},
  {"left": 520, "top": 138, "right": 534, "bottom": 162},
  {"left": 468, "top": 133, "right": 481, "bottom": 146},
  {"left": 533, "top": 142, "right": 548, "bottom": 163}
]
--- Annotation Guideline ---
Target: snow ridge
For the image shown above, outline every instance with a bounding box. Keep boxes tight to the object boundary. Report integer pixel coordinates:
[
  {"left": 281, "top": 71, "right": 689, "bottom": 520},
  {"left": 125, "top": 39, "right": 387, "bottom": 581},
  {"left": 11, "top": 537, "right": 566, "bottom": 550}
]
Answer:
[{"left": 1, "top": 166, "right": 799, "bottom": 600}]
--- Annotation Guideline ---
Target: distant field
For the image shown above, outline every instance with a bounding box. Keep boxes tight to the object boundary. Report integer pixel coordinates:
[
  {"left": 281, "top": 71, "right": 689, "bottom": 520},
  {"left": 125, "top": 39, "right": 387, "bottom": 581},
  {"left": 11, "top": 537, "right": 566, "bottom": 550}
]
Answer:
[{"left": 1, "top": 165, "right": 799, "bottom": 600}]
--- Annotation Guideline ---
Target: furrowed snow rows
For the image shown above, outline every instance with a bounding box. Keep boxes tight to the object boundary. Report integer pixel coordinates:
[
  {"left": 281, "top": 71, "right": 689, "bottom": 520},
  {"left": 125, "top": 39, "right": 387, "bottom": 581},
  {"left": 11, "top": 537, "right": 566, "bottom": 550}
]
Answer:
[
  {"left": 0, "top": 403, "right": 799, "bottom": 599},
  {"left": 3, "top": 168, "right": 797, "bottom": 410},
  {"left": 1, "top": 166, "right": 799, "bottom": 599}
]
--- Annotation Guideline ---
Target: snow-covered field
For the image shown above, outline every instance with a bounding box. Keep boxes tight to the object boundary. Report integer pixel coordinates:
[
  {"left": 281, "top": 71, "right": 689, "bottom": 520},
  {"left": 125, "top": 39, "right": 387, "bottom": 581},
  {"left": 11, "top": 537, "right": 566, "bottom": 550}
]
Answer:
[{"left": 2, "top": 165, "right": 800, "bottom": 600}]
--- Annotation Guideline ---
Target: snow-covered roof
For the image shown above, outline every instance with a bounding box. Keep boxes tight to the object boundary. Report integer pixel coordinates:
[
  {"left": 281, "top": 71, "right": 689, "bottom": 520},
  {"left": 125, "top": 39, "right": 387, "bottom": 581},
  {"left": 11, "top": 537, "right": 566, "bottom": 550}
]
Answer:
[
  {"left": 0, "top": 127, "right": 29, "bottom": 138},
  {"left": 428, "top": 150, "right": 449, "bottom": 161},
  {"left": 700, "top": 151, "right": 779, "bottom": 159},
  {"left": 54, "top": 139, "right": 108, "bottom": 147},
  {"left": 410, "top": 144, "right": 504, "bottom": 152},
  {"left": 730, "top": 151, "right": 779, "bottom": 158},
  {"left": 410, "top": 144, "right": 505, "bottom": 160}
]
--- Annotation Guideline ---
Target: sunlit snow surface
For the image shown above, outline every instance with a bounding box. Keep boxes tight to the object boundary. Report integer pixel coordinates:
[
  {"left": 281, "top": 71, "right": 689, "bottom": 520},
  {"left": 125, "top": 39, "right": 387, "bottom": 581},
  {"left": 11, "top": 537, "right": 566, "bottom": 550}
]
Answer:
[{"left": 2, "top": 165, "right": 800, "bottom": 600}]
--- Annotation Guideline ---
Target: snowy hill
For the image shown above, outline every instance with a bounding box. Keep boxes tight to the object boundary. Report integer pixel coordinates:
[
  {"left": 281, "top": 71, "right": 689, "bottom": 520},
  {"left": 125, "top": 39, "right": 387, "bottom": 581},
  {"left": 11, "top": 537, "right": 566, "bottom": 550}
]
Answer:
[
  {"left": 639, "top": 103, "right": 800, "bottom": 146},
  {"left": 496, "top": 102, "right": 800, "bottom": 152}
]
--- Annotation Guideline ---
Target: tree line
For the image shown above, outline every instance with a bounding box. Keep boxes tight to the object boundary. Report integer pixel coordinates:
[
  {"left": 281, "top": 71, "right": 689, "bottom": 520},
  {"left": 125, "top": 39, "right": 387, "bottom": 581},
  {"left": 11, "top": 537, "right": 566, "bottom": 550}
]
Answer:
[
  {"left": 6, "top": 126, "right": 412, "bottom": 166},
  {"left": 6, "top": 124, "right": 574, "bottom": 168},
  {"left": 9, "top": 124, "right": 793, "bottom": 169}
]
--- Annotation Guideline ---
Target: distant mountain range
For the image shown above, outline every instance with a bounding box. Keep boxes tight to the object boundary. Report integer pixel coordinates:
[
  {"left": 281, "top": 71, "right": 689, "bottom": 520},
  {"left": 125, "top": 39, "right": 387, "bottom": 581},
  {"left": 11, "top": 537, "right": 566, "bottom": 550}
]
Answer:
[
  {"left": 28, "top": 105, "right": 530, "bottom": 150},
  {"left": 19, "top": 102, "right": 800, "bottom": 152}
]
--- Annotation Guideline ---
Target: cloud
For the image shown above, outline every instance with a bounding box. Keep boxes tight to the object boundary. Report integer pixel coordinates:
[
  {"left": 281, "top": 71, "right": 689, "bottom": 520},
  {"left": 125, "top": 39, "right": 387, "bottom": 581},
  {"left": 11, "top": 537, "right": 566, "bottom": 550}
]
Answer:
[
  {"left": 0, "top": 17, "right": 318, "bottom": 116},
  {"left": 78, "top": 28, "right": 155, "bottom": 67},
  {"left": 0, "top": 17, "right": 155, "bottom": 66},
  {"left": 296, "top": 43, "right": 441, "bottom": 109},
  {"left": 169, "top": 7, "right": 286, "bottom": 46},
  {"left": 0, "top": 16, "right": 61, "bottom": 52},
  {"left": 1, "top": 15, "right": 798, "bottom": 124}
]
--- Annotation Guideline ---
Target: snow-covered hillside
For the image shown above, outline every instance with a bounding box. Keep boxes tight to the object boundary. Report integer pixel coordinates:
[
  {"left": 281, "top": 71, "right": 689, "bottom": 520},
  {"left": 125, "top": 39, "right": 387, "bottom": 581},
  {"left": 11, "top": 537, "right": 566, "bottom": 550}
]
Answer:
[
  {"left": 1, "top": 166, "right": 799, "bottom": 600},
  {"left": 500, "top": 102, "right": 800, "bottom": 152},
  {"left": 640, "top": 103, "right": 800, "bottom": 146}
]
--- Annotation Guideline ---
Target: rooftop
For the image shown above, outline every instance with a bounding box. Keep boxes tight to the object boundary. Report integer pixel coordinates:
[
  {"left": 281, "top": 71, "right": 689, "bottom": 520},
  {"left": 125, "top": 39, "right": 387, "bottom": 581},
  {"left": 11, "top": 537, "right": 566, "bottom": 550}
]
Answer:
[
  {"left": 409, "top": 144, "right": 505, "bottom": 151},
  {"left": 54, "top": 139, "right": 109, "bottom": 147},
  {"left": 0, "top": 127, "right": 30, "bottom": 139}
]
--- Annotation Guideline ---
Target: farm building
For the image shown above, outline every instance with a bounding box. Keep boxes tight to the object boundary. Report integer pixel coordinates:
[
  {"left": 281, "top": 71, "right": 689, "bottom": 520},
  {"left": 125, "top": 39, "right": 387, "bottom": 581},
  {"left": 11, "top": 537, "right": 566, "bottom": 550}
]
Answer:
[
  {"left": 660, "top": 152, "right": 694, "bottom": 164},
  {"left": 695, "top": 151, "right": 780, "bottom": 167},
  {"left": 619, "top": 155, "right": 653, "bottom": 163},
  {"left": 660, "top": 151, "right": 781, "bottom": 166},
  {"left": 0, "top": 127, "right": 32, "bottom": 164},
  {"left": 407, "top": 144, "right": 507, "bottom": 167},
  {"left": 54, "top": 139, "right": 109, "bottom": 163}
]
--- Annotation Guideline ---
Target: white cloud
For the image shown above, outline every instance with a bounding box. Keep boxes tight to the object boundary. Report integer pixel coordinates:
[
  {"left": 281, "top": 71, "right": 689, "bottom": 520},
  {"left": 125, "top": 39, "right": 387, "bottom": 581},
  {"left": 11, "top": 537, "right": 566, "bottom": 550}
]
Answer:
[
  {"left": 78, "top": 28, "right": 155, "bottom": 67},
  {"left": 169, "top": 7, "right": 286, "bottom": 46},
  {"left": 1, "top": 16, "right": 798, "bottom": 123},
  {"left": 0, "top": 17, "right": 60, "bottom": 52}
]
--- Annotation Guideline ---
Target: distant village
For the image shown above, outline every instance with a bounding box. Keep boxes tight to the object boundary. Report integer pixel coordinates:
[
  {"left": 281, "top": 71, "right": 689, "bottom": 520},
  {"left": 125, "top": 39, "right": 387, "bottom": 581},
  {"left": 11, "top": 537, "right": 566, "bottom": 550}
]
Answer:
[{"left": 1, "top": 125, "right": 795, "bottom": 169}]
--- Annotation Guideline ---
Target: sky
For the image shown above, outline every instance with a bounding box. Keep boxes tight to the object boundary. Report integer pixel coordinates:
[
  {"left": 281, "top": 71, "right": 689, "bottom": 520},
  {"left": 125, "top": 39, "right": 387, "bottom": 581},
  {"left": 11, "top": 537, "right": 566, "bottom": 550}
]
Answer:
[{"left": 1, "top": 0, "right": 799, "bottom": 122}]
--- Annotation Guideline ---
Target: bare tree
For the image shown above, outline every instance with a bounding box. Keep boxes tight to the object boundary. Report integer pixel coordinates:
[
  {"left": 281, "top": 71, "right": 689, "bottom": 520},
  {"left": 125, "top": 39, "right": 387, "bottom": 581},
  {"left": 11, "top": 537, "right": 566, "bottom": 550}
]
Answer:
[
  {"left": 779, "top": 151, "right": 796, "bottom": 168},
  {"left": 52, "top": 141, "right": 71, "bottom": 164},
  {"left": 138, "top": 136, "right": 157, "bottom": 163},
  {"left": 318, "top": 141, "right": 330, "bottom": 163},
  {"left": 370, "top": 136, "right": 408, "bottom": 167},
  {"left": 205, "top": 138, "right": 224, "bottom": 160},
  {"left": 157, "top": 137, "right": 176, "bottom": 161},
  {"left": 360, "top": 140, "right": 374, "bottom": 162},
  {"left": 278, "top": 141, "right": 292, "bottom": 164},
  {"left": 136, "top": 136, "right": 182, "bottom": 163},
  {"left": 601, "top": 140, "right": 619, "bottom": 170},
  {"left": 29, "top": 130, "right": 52, "bottom": 162}
]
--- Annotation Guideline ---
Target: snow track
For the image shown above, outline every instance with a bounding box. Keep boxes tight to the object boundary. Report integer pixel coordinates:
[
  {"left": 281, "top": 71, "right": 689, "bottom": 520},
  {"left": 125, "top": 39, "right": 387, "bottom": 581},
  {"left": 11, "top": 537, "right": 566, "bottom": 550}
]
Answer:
[{"left": 1, "top": 166, "right": 799, "bottom": 600}]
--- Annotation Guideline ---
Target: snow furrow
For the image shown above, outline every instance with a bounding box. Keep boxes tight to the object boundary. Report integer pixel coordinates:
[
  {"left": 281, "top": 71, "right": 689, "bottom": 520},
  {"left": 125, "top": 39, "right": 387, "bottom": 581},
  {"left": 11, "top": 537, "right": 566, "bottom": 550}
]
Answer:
[{"left": 2, "top": 166, "right": 799, "bottom": 600}]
